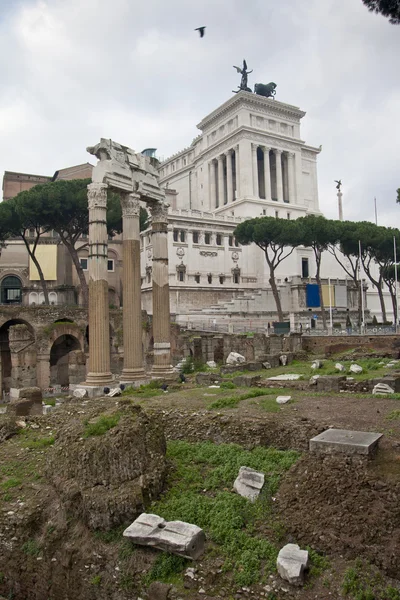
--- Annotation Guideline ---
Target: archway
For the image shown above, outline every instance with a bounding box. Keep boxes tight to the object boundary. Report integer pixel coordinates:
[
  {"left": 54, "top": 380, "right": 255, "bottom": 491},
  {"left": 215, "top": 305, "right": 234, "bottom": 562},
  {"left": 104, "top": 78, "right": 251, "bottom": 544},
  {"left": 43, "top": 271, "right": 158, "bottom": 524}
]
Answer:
[
  {"left": 0, "top": 319, "right": 35, "bottom": 393},
  {"left": 50, "top": 334, "right": 81, "bottom": 387},
  {"left": 1, "top": 276, "right": 22, "bottom": 305}
]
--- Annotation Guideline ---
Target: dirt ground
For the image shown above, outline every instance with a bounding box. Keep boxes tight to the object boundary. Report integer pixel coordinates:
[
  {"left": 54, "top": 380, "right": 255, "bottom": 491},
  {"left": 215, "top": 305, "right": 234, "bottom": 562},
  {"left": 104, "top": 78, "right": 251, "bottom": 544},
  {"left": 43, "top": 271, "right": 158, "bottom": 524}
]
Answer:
[{"left": 1, "top": 377, "right": 400, "bottom": 600}]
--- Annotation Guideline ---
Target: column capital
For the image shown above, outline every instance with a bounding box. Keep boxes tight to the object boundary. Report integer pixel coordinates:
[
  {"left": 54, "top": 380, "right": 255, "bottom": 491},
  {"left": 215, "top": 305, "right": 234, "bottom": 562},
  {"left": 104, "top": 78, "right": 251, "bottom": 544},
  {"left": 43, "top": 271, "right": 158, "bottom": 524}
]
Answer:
[
  {"left": 262, "top": 146, "right": 271, "bottom": 153},
  {"left": 286, "top": 151, "right": 295, "bottom": 159},
  {"left": 274, "top": 148, "right": 283, "bottom": 156},
  {"left": 226, "top": 148, "right": 234, "bottom": 156},
  {"left": 87, "top": 182, "right": 108, "bottom": 209},
  {"left": 121, "top": 193, "right": 141, "bottom": 217},
  {"left": 217, "top": 154, "right": 225, "bottom": 162},
  {"left": 150, "top": 200, "right": 169, "bottom": 224},
  {"left": 252, "top": 143, "right": 259, "bottom": 151}
]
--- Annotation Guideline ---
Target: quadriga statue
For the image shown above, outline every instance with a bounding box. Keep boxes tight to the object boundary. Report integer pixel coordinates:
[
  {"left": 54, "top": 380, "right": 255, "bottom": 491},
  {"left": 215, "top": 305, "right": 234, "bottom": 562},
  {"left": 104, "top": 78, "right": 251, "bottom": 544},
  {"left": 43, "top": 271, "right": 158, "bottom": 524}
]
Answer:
[{"left": 254, "top": 82, "right": 277, "bottom": 99}]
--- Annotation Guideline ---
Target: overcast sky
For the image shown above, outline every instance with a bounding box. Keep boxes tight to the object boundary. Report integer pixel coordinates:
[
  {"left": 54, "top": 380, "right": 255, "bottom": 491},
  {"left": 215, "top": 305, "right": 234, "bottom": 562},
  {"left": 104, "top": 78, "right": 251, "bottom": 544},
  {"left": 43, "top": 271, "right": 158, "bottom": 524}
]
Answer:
[{"left": 0, "top": 0, "right": 399, "bottom": 225}]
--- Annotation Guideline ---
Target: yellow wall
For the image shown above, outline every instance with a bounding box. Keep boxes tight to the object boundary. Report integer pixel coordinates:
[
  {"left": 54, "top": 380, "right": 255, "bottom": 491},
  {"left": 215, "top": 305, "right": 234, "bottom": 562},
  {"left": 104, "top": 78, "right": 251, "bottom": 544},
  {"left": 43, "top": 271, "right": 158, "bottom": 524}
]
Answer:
[
  {"left": 321, "top": 284, "right": 335, "bottom": 307},
  {"left": 29, "top": 245, "right": 57, "bottom": 281}
]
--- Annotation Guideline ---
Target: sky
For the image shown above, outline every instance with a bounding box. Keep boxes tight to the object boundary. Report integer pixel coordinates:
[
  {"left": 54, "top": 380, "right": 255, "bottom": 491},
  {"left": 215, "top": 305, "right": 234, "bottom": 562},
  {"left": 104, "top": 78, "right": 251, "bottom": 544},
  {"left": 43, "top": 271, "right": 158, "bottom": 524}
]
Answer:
[{"left": 0, "top": 0, "right": 399, "bottom": 225}]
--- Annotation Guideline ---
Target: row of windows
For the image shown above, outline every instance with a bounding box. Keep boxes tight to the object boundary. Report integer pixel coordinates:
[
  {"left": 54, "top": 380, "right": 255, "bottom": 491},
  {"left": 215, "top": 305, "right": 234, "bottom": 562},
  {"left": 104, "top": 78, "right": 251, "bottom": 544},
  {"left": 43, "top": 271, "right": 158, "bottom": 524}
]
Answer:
[
  {"left": 173, "top": 229, "right": 239, "bottom": 247},
  {"left": 261, "top": 209, "right": 291, "bottom": 219},
  {"left": 185, "top": 273, "right": 240, "bottom": 284},
  {"left": 79, "top": 258, "right": 115, "bottom": 272}
]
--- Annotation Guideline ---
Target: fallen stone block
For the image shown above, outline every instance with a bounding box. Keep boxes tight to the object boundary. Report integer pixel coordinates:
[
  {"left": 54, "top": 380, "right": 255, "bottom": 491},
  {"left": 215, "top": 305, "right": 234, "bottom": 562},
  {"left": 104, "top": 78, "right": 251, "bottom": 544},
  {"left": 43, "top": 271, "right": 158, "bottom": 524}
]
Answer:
[
  {"left": 232, "top": 375, "right": 261, "bottom": 387},
  {"left": 73, "top": 388, "right": 88, "bottom": 398},
  {"left": 8, "top": 387, "right": 43, "bottom": 417},
  {"left": 276, "top": 396, "right": 291, "bottom": 405},
  {"left": 246, "top": 361, "right": 264, "bottom": 371},
  {"left": 206, "top": 360, "right": 217, "bottom": 368},
  {"left": 226, "top": 352, "right": 246, "bottom": 365},
  {"left": 263, "top": 362, "right": 272, "bottom": 369},
  {"left": 108, "top": 388, "right": 122, "bottom": 397},
  {"left": 350, "top": 363, "right": 363, "bottom": 374},
  {"left": 195, "top": 372, "right": 221, "bottom": 386},
  {"left": 268, "top": 374, "right": 301, "bottom": 381},
  {"left": 309, "top": 428, "right": 382, "bottom": 456},
  {"left": 123, "top": 513, "right": 205, "bottom": 559},
  {"left": 309, "top": 374, "right": 320, "bottom": 385},
  {"left": 280, "top": 354, "right": 288, "bottom": 366},
  {"left": 373, "top": 383, "right": 394, "bottom": 395},
  {"left": 335, "top": 362, "right": 345, "bottom": 372},
  {"left": 316, "top": 376, "right": 346, "bottom": 392},
  {"left": 277, "top": 543, "right": 309, "bottom": 586},
  {"left": 233, "top": 466, "right": 264, "bottom": 502},
  {"left": 311, "top": 360, "right": 323, "bottom": 370},
  {"left": 43, "top": 404, "right": 55, "bottom": 415}
]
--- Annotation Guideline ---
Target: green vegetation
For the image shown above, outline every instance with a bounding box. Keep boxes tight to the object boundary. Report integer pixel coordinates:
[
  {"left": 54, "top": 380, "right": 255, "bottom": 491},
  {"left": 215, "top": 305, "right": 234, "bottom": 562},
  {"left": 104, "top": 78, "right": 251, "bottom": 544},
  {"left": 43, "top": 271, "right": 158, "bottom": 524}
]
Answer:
[
  {"left": 387, "top": 409, "right": 400, "bottom": 420},
  {"left": 90, "top": 575, "right": 102, "bottom": 586},
  {"left": 258, "top": 397, "right": 283, "bottom": 413},
  {"left": 143, "top": 553, "right": 188, "bottom": 586},
  {"left": 122, "top": 379, "right": 165, "bottom": 398},
  {"left": 220, "top": 380, "right": 237, "bottom": 389},
  {"left": 83, "top": 413, "right": 121, "bottom": 437},
  {"left": 0, "top": 477, "right": 22, "bottom": 491},
  {"left": 306, "top": 547, "right": 331, "bottom": 584},
  {"left": 342, "top": 559, "right": 400, "bottom": 599},
  {"left": 21, "top": 539, "right": 41, "bottom": 557},
  {"left": 208, "top": 388, "right": 271, "bottom": 410},
  {"left": 148, "top": 440, "right": 299, "bottom": 586},
  {"left": 44, "top": 398, "right": 56, "bottom": 406},
  {"left": 21, "top": 436, "right": 55, "bottom": 449},
  {"left": 0, "top": 572, "right": 4, "bottom": 584}
]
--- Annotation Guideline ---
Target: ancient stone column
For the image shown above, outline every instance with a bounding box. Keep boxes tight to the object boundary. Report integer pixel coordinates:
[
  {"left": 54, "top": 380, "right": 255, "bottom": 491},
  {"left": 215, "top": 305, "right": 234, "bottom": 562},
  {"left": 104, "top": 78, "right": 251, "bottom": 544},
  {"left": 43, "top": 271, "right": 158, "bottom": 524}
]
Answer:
[
  {"left": 287, "top": 152, "right": 296, "bottom": 203},
  {"left": 120, "top": 193, "right": 145, "bottom": 382},
  {"left": 217, "top": 155, "right": 225, "bottom": 207},
  {"left": 85, "top": 182, "right": 113, "bottom": 386},
  {"left": 263, "top": 147, "right": 272, "bottom": 201},
  {"left": 226, "top": 150, "right": 233, "bottom": 204},
  {"left": 150, "top": 201, "right": 173, "bottom": 377},
  {"left": 274, "top": 149, "right": 283, "bottom": 203},
  {"left": 234, "top": 144, "right": 240, "bottom": 198},
  {"left": 252, "top": 144, "right": 259, "bottom": 198},
  {"left": 209, "top": 160, "right": 217, "bottom": 209}
]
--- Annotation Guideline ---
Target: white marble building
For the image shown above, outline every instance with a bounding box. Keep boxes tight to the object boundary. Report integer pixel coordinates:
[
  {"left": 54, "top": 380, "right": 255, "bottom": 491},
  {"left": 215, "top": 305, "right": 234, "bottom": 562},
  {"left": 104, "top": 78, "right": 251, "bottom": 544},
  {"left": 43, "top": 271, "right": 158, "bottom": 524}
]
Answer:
[{"left": 140, "top": 91, "right": 390, "bottom": 327}]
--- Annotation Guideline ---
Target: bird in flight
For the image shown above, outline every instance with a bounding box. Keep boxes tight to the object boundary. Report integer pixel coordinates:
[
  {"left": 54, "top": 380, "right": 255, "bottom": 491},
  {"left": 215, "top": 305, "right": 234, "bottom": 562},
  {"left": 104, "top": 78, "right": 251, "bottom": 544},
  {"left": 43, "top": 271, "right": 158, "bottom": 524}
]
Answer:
[{"left": 195, "top": 26, "right": 206, "bottom": 38}]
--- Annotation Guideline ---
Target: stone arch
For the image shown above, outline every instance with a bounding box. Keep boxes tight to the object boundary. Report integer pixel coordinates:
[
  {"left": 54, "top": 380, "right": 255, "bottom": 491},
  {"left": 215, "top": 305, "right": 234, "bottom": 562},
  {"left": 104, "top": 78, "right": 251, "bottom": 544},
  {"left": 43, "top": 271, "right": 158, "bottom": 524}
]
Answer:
[
  {"left": 0, "top": 319, "right": 35, "bottom": 393},
  {"left": 47, "top": 323, "right": 85, "bottom": 355},
  {"left": 50, "top": 334, "right": 83, "bottom": 387}
]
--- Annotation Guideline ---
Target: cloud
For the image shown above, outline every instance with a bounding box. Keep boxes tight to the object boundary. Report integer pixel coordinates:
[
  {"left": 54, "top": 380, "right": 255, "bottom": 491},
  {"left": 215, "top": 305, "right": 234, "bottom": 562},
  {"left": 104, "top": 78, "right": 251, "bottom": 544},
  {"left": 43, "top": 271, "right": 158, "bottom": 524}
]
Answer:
[{"left": 0, "top": 0, "right": 399, "bottom": 226}]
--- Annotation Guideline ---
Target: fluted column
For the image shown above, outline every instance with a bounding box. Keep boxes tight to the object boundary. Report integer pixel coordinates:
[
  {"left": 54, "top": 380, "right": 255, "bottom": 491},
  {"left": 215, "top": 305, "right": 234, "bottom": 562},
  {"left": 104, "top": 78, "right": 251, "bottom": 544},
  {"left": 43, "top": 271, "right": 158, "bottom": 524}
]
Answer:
[
  {"left": 217, "top": 155, "right": 225, "bottom": 207},
  {"left": 226, "top": 149, "right": 233, "bottom": 204},
  {"left": 120, "top": 193, "right": 145, "bottom": 382},
  {"left": 210, "top": 160, "right": 217, "bottom": 209},
  {"left": 234, "top": 145, "right": 240, "bottom": 199},
  {"left": 287, "top": 152, "right": 295, "bottom": 204},
  {"left": 86, "top": 182, "right": 113, "bottom": 385},
  {"left": 252, "top": 144, "right": 259, "bottom": 198},
  {"left": 263, "top": 147, "right": 272, "bottom": 201},
  {"left": 150, "top": 201, "right": 173, "bottom": 377},
  {"left": 275, "top": 149, "right": 283, "bottom": 203}
]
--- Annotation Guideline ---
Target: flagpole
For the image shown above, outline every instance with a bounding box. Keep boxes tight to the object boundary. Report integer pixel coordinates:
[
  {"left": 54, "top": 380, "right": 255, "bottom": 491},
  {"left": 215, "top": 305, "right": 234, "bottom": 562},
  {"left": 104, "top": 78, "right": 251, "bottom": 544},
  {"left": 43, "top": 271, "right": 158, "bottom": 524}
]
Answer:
[
  {"left": 394, "top": 236, "right": 398, "bottom": 332},
  {"left": 328, "top": 276, "right": 333, "bottom": 332},
  {"left": 359, "top": 240, "right": 365, "bottom": 333},
  {"left": 374, "top": 197, "right": 378, "bottom": 225}
]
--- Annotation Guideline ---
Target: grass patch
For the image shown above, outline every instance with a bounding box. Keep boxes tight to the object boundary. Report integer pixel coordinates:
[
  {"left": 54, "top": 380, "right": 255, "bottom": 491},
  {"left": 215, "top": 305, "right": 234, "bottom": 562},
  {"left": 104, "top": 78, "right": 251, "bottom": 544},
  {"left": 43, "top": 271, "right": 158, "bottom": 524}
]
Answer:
[
  {"left": 0, "top": 477, "right": 22, "bottom": 491},
  {"left": 83, "top": 413, "right": 121, "bottom": 437},
  {"left": 148, "top": 440, "right": 299, "bottom": 586},
  {"left": 122, "top": 380, "right": 165, "bottom": 398},
  {"left": 90, "top": 575, "right": 102, "bottom": 586},
  {"left": 342, "top": 558, "right": 400, "bottom": 599},
  {"left": 387, "top": 410, "right": 400, "bottom": 420},
  {"left": 208, "top": 388, "right": 270, "bottom": 410},
  {"left": 44, "top": 398, "right": 56, "bottom": 406},
  {"left": 143, "top": 553, "right": 189, "bottom": 586},
  {"left": 220, "top": 381, "right": 237, "bottom": 390},
  {"left": 258, "top": 397, "right": 282, "bottom": 413},
  {"left": 21, "top": 539, "right": 41, "bottom": 557},
  {"left": 21, "top": 436, "right": 55, "bottom": 449}
]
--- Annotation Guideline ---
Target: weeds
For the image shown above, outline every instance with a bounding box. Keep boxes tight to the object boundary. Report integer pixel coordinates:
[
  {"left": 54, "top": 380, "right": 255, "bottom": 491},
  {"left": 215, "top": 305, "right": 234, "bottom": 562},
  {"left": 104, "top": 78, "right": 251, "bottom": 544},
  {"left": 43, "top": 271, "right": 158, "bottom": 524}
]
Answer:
[
  {"left": 90, "top": 575, "right": 102, "bottom": 586},
  {"left": 0, "top": 477, "right": 22, "bottom": 491},
  {"left": 44, "top": 398, "right": 56, "bottom": 406},
  {"left": 342, "top": 558, "right": 400, "bottom": 599},
  {"left": 143, "top": 553, "right": 188, "bottom": 586},
  {"left": 21, "top": 436, "right": 55, "bottom": 449},
  {"left": 208, "top": 389, "right": 270, "bottom": 410},
  {"left": 148, "top": 440, "right": 299, "bottom": 586},
  {"left": 387, "top": 410, "right": 400, "bottom": 420},
  {"left": 21, "top": 539, "right": 40, "bottom": 557},
  {"left": 83, "top": 414, "right": 121, "bottom": 437}
]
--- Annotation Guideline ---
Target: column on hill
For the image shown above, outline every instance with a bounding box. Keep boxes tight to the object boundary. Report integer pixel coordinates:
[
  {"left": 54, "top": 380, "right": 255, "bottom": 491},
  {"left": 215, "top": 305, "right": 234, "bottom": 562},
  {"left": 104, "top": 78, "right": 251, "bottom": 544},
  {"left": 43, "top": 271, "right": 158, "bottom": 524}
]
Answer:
[
  {"left": 85, "top": 182, "right": 113, "bottom": 385},
  {"left": 120, "top": 192, "right": 145, "bottom": 382},
  {"left": 150, "top": 201, "right": 173, "bottom": 376}
]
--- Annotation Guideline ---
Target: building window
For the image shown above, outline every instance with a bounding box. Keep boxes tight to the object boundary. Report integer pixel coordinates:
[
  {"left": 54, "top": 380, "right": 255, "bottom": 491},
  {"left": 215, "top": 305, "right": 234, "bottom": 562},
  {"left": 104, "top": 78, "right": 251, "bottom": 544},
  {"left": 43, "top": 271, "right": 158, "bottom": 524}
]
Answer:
[
  {"left": 205, "top": 233, "right": 211, "bottom": 245},
  {"left": 28, "top": 228, "right": 35, "bottom": 238},
  {"left": 232, "top": 268, "right": 240, "bottom": 284},
  {"left": 146, "top": 267, "right": 152, "bottom": 283},
  {"left": 234, "top": 238, "right": 239, "bottom": 247},
  {"left": 262, "top": 209, "right": 266, "bottom": 215},
  {"left": 180, "top": 230, "right": 185, "bottom": 242},
  {"left": 107, "top": 259, "right": 114, "bottom": 272},
  {"left": 80, "top": 258, "right": 88, "bottom": 271},
  {"left": 207, "top": 274, "right": 212, "bottom": 284},
  {"left": 195, "top": 274, "right": 200, "bottom": 284},
  {"left": 179, "top": 270, "right": 184, "bottom": 282},
  {"left": 1, "top": 276, "right": 22, "bottom": 304},
  {"left": 219, "top": 275, "right": 225, "bottom": 284},
  {"left": 173, "top": 230, "right": 179, "bottom": 242},
  {"left": 193, "top": 231, "right": 199, "bottom": 244},
  {"left": 302, "top": 258, "right": 309, "bottom": 279},
  {"left": 216, "top": 234, "right": 222, "bottom": 246},
  {"left": 275, "top": 210, "right": 279, "bottom": 219},
  {"left": 229, "top": 235, "right": 233, "bottom": 247},
  {"left": 287, "top": 212, "right": 291, "bottom": 219}
]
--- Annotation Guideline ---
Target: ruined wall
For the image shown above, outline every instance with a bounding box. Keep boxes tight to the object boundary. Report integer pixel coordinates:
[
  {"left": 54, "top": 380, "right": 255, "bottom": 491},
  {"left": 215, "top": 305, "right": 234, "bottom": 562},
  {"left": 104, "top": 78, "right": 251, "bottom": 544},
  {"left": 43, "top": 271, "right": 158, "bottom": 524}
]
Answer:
[{"left": 302, "top": 334, "right": 400, "bottom": 357}]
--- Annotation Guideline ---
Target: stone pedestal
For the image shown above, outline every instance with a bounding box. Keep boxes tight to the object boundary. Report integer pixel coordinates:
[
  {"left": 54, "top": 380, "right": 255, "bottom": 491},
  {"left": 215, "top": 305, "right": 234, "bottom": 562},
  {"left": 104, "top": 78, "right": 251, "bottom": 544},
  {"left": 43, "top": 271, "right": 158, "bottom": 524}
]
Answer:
[
  {"left": 85, "top": 182, "right": 113, "bottom": 386},
  {"left": 120, "top": 193, "right": 145, "bottom": 382},
  {"left": 150, "top": 202, "right": 174, "bottom": 377}
]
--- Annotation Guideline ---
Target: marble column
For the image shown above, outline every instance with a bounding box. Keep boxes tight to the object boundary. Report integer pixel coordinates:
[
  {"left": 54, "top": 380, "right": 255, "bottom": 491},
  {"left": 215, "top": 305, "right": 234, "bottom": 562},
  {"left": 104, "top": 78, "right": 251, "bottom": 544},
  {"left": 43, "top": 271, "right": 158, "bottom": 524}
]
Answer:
[
  {"left": 226, "top": 150, "right": 233, "bottom": 204},
  {"left": 120, "top": 193, "right": 145, "bottom": 382},
  {"left": 217, "top": 155, "right": 225, "bottom": 207},
  {"left": 150, "top": 201, "right": 173, "bottom": 377},
  {"left": 85, "top": 182, "right": 113, "bottom": 385},
  {"left": 234, "top": 145, "right": 240, "bottom": 199},
  {"left": 209, "top": 160, "right": 217, "bottom": 209},
  {"left": 287, "top": 152, "right": 295, "bottom": 204},
  {"left": 263, "top": 147, "right": 272, "bottom": 201},
  {"left": 252, "top": 144, "right": 259, "bottom": 198},
  {"left": 274, "top": 149, "right": 283, "bottom": 203}
]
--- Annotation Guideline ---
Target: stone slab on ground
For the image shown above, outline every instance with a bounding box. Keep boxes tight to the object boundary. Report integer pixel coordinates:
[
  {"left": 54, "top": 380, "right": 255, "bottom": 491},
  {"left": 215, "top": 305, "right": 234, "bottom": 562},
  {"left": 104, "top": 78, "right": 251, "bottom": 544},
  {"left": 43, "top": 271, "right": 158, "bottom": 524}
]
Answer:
[
  {"left": 70, "top": 384, "right": 114, "bottom": 398},
  {"left": 276, "top": 396, "right": 291, "bottom": 405},
  {"left": 309, "top": 428, "right": 382, "bottom": 456},
  {"left": 372, "top": 383, "right": 395, "bottom": 395},
  {"left": 226, "top": 352, "right": 246, "bottom": 365},
  {"left": 233, "top": 466, "right": 264, "bottom": 502},
  {"left": 277, "top": 543, "right": 309, "bottom": 586},
  {"left": 268, "top": 374, "right": 301, "bottom": 381},
  {"left": 123, "top": 513, "right": 205, "bottom": 560},
  {"left": 232, "top": 375, "right": 261, "bottom": 387},
  {"left": 316, "top": 375, "right": 346, "bottom": 392}
]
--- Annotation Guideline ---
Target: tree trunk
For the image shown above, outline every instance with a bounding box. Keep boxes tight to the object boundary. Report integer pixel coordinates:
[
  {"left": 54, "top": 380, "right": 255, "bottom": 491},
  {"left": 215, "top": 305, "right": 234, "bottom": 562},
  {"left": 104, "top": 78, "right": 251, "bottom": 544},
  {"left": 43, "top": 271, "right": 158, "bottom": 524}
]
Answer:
[
  {"left": 269, "top": 273, "right": 284, "bottom": 322},
  {"left": 23, "top": 238, "right": 49, "bottom": 304},
  {"left": 377, "top": 284, "right": 387, "bottom": 323},
  {"left": 315, "top": 252, "right": 327, "bottom": 329},
  {"left": 63, "top": 239, "right": 89, "bottom": 307}
]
